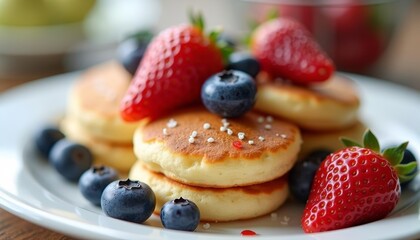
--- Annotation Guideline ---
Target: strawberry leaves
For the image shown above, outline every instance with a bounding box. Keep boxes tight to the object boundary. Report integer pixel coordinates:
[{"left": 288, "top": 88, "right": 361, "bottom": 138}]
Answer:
[
  {"left": 363, "top": 130, "right": 380, "bottom": 152},
  {"left": 340, "top": 129, "right": 379, "bottom": 151},
  {"left": 382, "top": 142, "right": 408, "bottom": 166},
  {"left": 341, "top": 129, "right": 417, "bottom": 184},
  {"left": 189, "top": 10, "right": 205, "bottom": 31},
  {"left": 189, "top": 10, "right": 232, "bottom": 65},
  {"left": 340, "top": 137, "right": 362, "bottom": 148},
  {"left": 396, "top": 162, "right": 418, "bottom": 183},
  {"left": 387, "top": 142, "right": 417, "bottom": 183},
  {"left": 209, "top": 28, "right": 234, "bottom": 64}
]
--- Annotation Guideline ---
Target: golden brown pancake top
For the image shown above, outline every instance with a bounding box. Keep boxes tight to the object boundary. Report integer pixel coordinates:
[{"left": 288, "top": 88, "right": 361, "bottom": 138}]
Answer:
[
  {"left": 259, "top": 74, "right": 360, "bottom": 106},
  {"left": 140, "top": 106, "right": 300, "bottom": 162},
  {"left": 74, "top": 61, "right": 132, "bottom": 118}
]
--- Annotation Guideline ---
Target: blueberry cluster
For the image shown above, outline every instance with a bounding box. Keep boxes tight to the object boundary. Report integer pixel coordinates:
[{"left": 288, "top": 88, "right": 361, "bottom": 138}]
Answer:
[
  {"left": 34, "top": 126, "right": 201, "bottom": 231},
  {"left": 35, "top": 126, "right": 92, "bottom": 182}
]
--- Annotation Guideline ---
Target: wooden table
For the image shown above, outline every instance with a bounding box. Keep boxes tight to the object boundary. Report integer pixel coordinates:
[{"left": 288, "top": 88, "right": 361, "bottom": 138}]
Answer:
[
  {"left": 0, "top": 209, "right": 74, "bottom": 239},
  {"left": 0, "top": 1, "right": 419, "bottom": 239}
]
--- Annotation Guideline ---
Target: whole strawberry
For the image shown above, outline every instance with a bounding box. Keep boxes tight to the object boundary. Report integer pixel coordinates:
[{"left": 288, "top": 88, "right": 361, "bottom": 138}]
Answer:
[
  {"left": 251, "top": 17, "right": 335, "bottom": 84},
  {"left": 120, "top": 13, "right": 225, "bottom": 121},
  {"left": 302, "top": 130, "right": 417, "bottom": 233}
]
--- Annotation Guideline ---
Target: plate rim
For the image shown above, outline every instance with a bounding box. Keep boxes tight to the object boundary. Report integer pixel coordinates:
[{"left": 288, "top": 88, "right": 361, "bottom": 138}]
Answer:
[{"left": 0, "top": 71, "right": 420, "bottom": 240}]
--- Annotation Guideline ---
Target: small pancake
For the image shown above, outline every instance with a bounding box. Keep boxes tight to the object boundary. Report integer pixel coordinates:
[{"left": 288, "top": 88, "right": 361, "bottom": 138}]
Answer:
[
  {"left": 133, "top": 106, "right": 301, "bottom": 188},
  {"left": 299, "top": 121, "right": 366, "bottom": 159},
  {"left": 254, "top": 74, "right": 360, "bottom": 131},
  {"left": 66, "top": 61, "right": 139, "bottom": 143},
  {"left": 61, "top": 117, "right": 136, "bottom": 173},
  {"left": 129, "top": 161, "right": 289, "bottom": 222}
]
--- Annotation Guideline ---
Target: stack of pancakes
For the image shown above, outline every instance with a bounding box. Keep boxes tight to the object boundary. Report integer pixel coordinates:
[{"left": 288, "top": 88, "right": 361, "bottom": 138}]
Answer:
[
  {"left": 129, "top": 106, "right": 302, "bottom": 221},
  {"left": 254, "top": 73, "right": 365, "bottom": 158},
  {"left": 60, "top": 62, "right": 139, "bottom": 173},
  {"left": 61, "top": 60, "right": 364, "bottom": 222}
]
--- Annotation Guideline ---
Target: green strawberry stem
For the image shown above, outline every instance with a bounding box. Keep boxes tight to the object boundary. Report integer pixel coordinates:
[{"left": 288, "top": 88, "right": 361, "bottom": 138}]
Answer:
[
  {"left": 189, "top": 10, "right": 233, "bottom": 65},
  {"left": 340, "top": 129, "right": 417, "bottom": 184},
  {"left": 189, "top": 10, "right": 205, "bottom": 31}
]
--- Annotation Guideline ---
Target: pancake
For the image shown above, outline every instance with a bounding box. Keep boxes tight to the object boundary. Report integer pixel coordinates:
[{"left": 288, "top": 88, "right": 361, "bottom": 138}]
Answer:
[
  {"left": 66, "top": 61, "right": 139, "bottom": 143},
  {"left": 133, "top": 106, "right": 301, "bottom": 188},
  {"left": 299, "top": 121, "right": 366, "bottom": 159},
  {"left": 129, "top": 161, "right": 289, "bottom": 222},
  {"left": 254, "top": 74, "right": 360, "bottom": 131},
  {"left": 61, "top": 117, "right": 136, "bottom": 173}
]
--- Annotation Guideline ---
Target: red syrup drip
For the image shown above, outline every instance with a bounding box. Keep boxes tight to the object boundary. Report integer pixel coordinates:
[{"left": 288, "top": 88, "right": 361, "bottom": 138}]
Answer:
[
  {"left": 241, "top": 229, "right": 257, "bottom": 236},
  {"left": 232, "top": 140, "right": 243, "bottom": 150}
]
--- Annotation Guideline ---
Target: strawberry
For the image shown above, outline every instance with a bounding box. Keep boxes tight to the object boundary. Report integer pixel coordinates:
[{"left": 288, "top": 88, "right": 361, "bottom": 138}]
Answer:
[
  {"left": 301, "top": 130, "right": 417, "bottom": 233},
  {"left": 322, "top": 0, "right": 368, "bottom": 34},
  {"left": 333, "top": 29, "right": 384, "bottom": 72},
  {"left": 277, "top": 4, "right": 316, "bottom": 34},
  {"left": 120, "top": 13, "right": 226, "bottom": 121},
  {"left": 322, "top": 0, "right": 386, "bottom": 72},
  {"left": 251, "top": 17, "right": 335, "bottom": 85}
]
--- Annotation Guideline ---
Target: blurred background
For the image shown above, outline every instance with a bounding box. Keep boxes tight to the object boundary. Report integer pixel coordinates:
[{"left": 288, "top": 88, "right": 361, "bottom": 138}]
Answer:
[{"left": 0, "top": 0, "right": 419, "bottom": 90}]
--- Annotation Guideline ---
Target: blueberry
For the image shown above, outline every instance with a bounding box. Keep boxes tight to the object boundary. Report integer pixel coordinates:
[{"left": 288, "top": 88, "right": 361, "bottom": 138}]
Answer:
[
  {"left": 101, "top": 179, "right": 156, "bottom": 223},
  {"left": 117, "top": 31, "right": 153, "bottom": 75},
  {"left": 34, "top": 126, "right": 65, "bottom": 157},
  {"left": 201, "top": 70, "right": 257, "bottom": 118},
  {"left": 304, "top": 149, "right": 331, "bottom": 166},
  {"left": 288, "top": 161, "right": 319, "bottom": 203},
  {"left": 289, "top": 149, "right": 331, "bottom": 203},
  {"left": 49, "top": 139, "right": 93, "bottom": 182},
  {"left": 79, "top": 165, "right": 119, "bottom": 206},
  {"left": 227, "top": 52, "right": 260, "bottom": 78},
  {"left": 160, "top": 197, "right": 200, "bottom": 231},
  {"left": 400, "top": 149, "right": 418, "bottom": 189}
]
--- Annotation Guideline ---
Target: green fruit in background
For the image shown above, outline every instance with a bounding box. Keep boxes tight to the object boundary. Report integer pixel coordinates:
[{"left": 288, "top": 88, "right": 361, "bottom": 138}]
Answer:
[
  {"left": 0, "top": 0, "right": 96, "bottom": 26},
  {"left": 0, "top": 0, "right": 51, "bottom": 26},
  {"left": 45, "top": 0, "right": 97, "bottom": 24}
]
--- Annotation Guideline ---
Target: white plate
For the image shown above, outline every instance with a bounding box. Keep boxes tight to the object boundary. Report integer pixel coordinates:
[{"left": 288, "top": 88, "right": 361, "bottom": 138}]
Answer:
[{"left": 0, "top": 72, "right": 419, "bottom": 240}]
